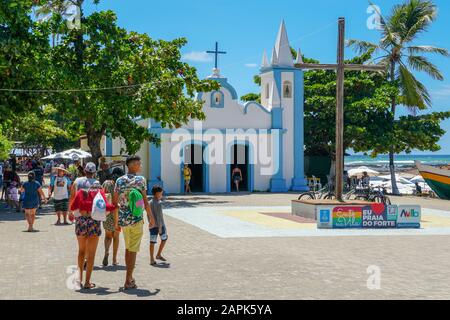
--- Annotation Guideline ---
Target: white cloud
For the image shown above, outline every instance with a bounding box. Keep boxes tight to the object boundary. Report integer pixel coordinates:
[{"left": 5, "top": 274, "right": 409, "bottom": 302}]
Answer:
[
  {"left": 181, "top": 51, "right": 212, "bottom": 62},
  {"left": 245, "top": 63, "right": 258, "bottom": 68}
]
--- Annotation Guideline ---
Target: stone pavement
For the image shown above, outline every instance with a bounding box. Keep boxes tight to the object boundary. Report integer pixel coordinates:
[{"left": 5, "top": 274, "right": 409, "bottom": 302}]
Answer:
[{"left": 1, "top": 192, "right": 450, "bottom": 300}]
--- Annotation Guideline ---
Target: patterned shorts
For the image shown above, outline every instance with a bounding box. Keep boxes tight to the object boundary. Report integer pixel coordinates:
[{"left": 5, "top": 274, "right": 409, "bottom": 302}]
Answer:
[
  {"left": 75, "top": 216, "right": 102, "bottom": 237},
  {"left": 102, "top": 213, "right": 116, "bottom": 232}
]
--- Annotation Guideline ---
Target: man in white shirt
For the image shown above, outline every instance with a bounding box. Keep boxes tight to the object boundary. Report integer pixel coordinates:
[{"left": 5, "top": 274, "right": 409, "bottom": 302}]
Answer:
[{"left": 48, "top": 164, "right": 72, "bottom": 225}]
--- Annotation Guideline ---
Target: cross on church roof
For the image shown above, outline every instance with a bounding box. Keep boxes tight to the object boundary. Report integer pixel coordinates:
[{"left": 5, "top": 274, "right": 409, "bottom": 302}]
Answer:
[{"left": 207, "top": 42, "right": 226, "bottom": 69}]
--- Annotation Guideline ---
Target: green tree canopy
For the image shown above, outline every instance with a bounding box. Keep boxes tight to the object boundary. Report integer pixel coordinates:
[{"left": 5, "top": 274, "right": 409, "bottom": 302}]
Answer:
[
  {"left": 45, "top": 1, "right": 219, "bottom": 163},
  {"left": 0, "top": 0, "right": 51, "bottom": 120}
]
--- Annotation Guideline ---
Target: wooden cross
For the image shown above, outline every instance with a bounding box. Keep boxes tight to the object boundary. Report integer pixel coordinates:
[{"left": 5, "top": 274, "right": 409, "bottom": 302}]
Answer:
[
  {"left": 207, "top": 42, "right": 227, "bottom": 69},
  {"left": 294, "top": 17, "right": 385, "bottom": 202}
]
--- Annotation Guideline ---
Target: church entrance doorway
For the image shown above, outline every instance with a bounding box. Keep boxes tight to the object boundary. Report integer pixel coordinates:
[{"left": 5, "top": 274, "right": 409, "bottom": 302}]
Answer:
[
  {"left": 184, "top": 144, "right": 205, "bottom": 192},
  {"left": 230, "top": 144, "right": 249, "bottom": 192}
]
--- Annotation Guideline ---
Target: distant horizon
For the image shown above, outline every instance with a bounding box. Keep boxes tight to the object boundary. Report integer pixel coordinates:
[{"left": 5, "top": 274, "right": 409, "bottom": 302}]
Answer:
[{"left": 348, "top": 153, "right": 450, "bottom": 156}]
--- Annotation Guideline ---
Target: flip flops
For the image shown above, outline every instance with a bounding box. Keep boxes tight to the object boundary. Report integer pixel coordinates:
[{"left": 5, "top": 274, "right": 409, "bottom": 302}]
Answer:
[
  {"left": 124, "top": 282, "right": 137, "bottom": 290},
  {"left": 83, "top": 283, "right": 96, "bottom": 290}
]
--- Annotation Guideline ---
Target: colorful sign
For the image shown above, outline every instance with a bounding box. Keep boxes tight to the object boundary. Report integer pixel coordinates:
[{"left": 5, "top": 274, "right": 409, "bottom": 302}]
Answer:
[
  {"left": 332, "top": 206, "right": 363, "bottom": 229},
  {"left": 397, "top": 205, "right": 421, "bottom": 229},
  {"left": 361, "top": 203, "right": 397, "bottom": 229},
  {"left": 316, "top": 204, "right": 419, "bottom": 229}
]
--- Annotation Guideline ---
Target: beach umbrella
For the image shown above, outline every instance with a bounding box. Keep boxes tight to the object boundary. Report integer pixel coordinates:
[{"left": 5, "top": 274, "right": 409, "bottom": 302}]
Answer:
[
  {"left": 379, "top": 174, "right": 415, "bottom": 185},
  {"left": 41, "top": 148, "right": 91, "bottom": 160},
  {"left": 62, "top": 148, "right": 92, "bottom": 159},
  {"left": 410, "top": 175, "right": 425, "bottom": 183},
  {"left": 41, "top": 152, "right": 72, "bottom": 160},
  {"left": 348, "top": 166, "right": 379, "bottom": 177}
]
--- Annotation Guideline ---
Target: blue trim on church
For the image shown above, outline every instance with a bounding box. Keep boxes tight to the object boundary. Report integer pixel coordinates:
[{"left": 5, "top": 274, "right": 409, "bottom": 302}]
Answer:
[
  {"left": 268, "top": 69, "right": 287, "bottom": 192},
  {"left": 105, "top": 133, "right": 113, "bottom": 157},
  {"left": 148, "top": 139, "right": 163, "bottom": 193},
  {"left": 243, "top": 101, "right": 271, "bottom": 115},
  {"left": 210, "top": 90, "right": 225, "bottom": 108},
  {"left": 291, "top": 69, "right": 309, "bottom": 191},
  {"left": 271, "top": 108, "right": 283, "bottom": 129},
  {"left": 197, "top": 77, "right": 238, "bottom": 102}
]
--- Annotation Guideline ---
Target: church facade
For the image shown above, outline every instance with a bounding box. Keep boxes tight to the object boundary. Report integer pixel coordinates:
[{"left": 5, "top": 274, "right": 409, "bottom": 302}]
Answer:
[{"left": 105, "top": 21, "right": 309, "bottom": 194}]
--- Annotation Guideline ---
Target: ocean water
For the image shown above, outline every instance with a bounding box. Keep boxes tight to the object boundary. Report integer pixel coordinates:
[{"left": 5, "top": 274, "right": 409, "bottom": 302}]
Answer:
[{"left": 345, "top": 154, "right": 450, "bottom": 169}]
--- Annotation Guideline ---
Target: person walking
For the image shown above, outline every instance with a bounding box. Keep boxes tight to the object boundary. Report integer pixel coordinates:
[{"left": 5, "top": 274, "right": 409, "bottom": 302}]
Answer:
[
  {"left": 149, "top": 185, "right": 168, "bottom": 266},
  {"left": 183, "top": 164, "right": 192, "bottom": 193},
  {"left": 31, "top": 161, "right": 45, "bottom": 209},
  {"left": 101, "top": 167, "right": 124, "bottom": 267},
  {"left": 20, "top": 171, "right": 47, "bottom": 232},
  {"left": 232, "top": 166, "right": 243, "bottom": 192},
  {"left": 70, "top": 181, "right": 115, "bottom": 289},
  {"left": 113, "top": 156, "right": 155, "bottom": 290},
  {"left": 48, "top": 164, "right": 72, "bottom": 225},
  {"left": 69, "top": 162, "right": 99, "bottom": 212}
]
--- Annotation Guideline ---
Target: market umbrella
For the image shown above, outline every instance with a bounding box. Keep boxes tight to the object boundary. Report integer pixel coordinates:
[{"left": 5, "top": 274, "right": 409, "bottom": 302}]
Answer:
[
  {"left": 41, "top": 148, "right": 91, "bottom": 160},
  {"left": 410, "top": 175, "right": 425, "bottom": 183},
  {"left": 41, "top": 152, "right": 72, "bottom": 160},
  {"left": 63, "top": 149, "right": 92, "bottom": 159},
  {"left": 348, "top": 166, "right": 379, "bottom": 177}
]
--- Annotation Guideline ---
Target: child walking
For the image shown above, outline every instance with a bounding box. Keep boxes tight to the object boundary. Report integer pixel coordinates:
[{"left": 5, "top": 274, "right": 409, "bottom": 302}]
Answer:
[{"left": 149, "top": 185, "right": 168, "bottom": 266}]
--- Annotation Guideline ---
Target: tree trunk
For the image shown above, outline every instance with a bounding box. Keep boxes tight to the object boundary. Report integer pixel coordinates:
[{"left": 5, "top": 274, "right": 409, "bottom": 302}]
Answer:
[
  {"left": 389, "top": 61, "right": 400, "bottom": 195},
  {"left": 86, "top": 124, "right": 104, "bottom": 168}
]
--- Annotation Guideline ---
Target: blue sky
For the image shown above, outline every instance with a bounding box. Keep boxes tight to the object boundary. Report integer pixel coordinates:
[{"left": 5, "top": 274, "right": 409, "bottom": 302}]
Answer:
[{"left": 87, "top": 0, "right": 450, "bottom": 154}]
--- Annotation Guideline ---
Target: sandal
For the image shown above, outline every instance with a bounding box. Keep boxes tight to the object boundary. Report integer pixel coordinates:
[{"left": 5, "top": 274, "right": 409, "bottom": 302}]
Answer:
[
  {"left": 124, "top": 282, "right": 137, "bottom": 290},
  {"left": 83, "top": 283, "right": 96, "bottom": 290},
  {"left": 150, "top": 261, "right": 157, "bottom": 266},
  {"left": 156, "top": 256, "right": 167, "bottom": 262}
]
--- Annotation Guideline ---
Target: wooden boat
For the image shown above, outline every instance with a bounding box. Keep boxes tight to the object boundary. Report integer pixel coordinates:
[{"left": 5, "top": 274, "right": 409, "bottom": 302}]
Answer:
[{"left": 415, "top": 161, "right": 450, "bottom": 200}]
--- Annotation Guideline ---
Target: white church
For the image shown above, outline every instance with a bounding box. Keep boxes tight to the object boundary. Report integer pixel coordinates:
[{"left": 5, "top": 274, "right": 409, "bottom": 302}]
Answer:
[{"left": 103, "top": 21, "right": 309, "bottom": 194}]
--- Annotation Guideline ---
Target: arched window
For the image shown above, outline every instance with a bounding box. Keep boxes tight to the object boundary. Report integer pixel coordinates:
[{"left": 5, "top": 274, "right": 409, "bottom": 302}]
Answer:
[
  {"left": 283, "top": 81, "right": 292, "bottom": 98},
  {"left": 210, "top": 91, "right": 224, "bottom": 108},
  {"left": 265, "top": 83, "right": 270, "bottom": 99},
  {"left": 214, "top": 92, "right": 221, "bottom": 104}
]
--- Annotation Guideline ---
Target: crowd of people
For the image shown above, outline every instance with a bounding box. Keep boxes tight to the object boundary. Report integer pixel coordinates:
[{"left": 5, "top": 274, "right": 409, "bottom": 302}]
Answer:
[{"left": 0, "top": 154, "right": 168, "bottom": 291}]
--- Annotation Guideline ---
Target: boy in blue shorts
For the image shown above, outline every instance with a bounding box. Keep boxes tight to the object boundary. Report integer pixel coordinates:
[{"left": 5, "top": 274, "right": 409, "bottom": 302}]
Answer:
[{"left": 149, "top": 185, "right": 168, "bottom": 266}]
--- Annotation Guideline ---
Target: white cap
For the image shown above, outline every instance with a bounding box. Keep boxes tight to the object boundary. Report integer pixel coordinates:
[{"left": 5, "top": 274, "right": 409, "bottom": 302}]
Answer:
[{"left": 85, "top": 162, "right": 97, "bottom": 173}]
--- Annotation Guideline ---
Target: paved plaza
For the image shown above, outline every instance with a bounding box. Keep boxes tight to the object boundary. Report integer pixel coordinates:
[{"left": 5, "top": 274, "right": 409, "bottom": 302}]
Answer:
[{"left": 1, "top": 190, "right": 450, "bottom": 300}]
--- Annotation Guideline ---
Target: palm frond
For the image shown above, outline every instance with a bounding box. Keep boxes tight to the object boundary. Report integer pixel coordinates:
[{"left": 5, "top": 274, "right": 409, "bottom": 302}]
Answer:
[
  {"left": 346, "top": 39, "right": 379, "bottom": 54},
  {"left": 401, "top": 0, "right": 437, "bottom": 43},
  {"left": 407, "top": 45, "right": 449, "bottom": 57},
  {"left": 407, "top": 55, "right": 444, "bottom": 80},
  {"left": 398, "top": 63, "right": 431, "bottom": 110}
]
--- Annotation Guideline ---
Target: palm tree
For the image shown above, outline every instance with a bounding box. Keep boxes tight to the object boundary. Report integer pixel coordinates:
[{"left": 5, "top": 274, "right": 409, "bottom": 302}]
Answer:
[
  {"left": 348, "top": 0, "right": 448, "bottom": 195},
  {"left": 34, "top": 0, "right": 74, "bottom": 47}
]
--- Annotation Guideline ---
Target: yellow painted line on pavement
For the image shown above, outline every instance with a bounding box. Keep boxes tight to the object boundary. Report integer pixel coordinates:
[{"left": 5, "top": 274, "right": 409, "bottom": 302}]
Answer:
[{"left": 421, "top": 213, "right": 450, "bottom": 228}]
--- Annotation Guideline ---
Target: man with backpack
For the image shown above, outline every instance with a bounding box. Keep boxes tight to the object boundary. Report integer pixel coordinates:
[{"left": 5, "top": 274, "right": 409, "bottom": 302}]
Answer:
[{"left": 113, "top": 155, "right": 155, "bottom": 290}]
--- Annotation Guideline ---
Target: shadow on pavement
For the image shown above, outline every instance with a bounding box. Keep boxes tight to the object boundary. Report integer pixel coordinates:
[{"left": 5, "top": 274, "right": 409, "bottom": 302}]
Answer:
[
  {"left": 119, "top": 287, "right": 161, "bottom": 298},
  {"left": 94, "top": 265, "right": 127, "bottom": 272},
  {"left": 77, "top": 286, "right": 118, "bottom": 296},
  {"left": 0, "top": 211, "right": 25, "bottom": 222},
  {"left": 151, "top": 262, "right": 171, "bottom": 269}
]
